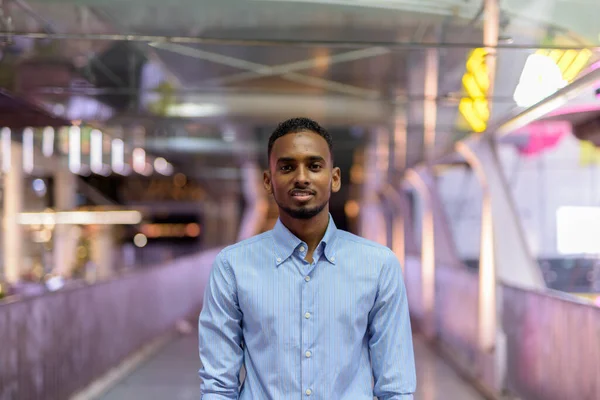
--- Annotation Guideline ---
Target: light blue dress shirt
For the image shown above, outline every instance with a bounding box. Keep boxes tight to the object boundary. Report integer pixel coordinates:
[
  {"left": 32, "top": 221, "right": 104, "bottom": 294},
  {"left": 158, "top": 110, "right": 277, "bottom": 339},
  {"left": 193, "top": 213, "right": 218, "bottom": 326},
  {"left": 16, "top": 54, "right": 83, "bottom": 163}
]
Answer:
[{"left": 198, "top": 215, "right": 416, "bottom": 399}]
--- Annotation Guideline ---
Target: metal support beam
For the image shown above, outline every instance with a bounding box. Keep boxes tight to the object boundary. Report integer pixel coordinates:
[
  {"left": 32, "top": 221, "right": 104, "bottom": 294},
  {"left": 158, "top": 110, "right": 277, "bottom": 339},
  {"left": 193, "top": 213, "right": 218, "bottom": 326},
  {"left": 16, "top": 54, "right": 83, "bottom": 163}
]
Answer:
[
  {"left": 392, "top": 106, "right": 408, "bottom": 172},
  {"left": 194, "top": 46, "right": 389, "bottom": 88},
  {"left": 3, "top": 142, "right": 23, "bottom": 283},
  {"left": 151, "top": 42, "right": 380, "bottom": 99},
  {"left": 423, "top": 47, "right": 439, "bottom": 162},
  {"left": 496, "top": 66, "right": 600, "bottom": 136}
]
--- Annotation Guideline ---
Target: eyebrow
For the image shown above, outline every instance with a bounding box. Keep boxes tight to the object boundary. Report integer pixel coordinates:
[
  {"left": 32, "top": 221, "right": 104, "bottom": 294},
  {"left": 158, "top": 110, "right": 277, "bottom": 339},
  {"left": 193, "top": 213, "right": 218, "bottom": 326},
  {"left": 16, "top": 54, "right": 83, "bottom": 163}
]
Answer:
[{"left": 276, "top": 155, "right": 326, "bottom": 164}]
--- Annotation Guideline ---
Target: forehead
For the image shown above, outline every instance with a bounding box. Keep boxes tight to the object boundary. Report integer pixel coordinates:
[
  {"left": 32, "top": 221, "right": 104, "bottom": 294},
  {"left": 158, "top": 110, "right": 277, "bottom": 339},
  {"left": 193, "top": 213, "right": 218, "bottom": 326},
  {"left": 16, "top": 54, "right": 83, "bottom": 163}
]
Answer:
[{"left": 270, "top": 130, "right": 331, "bottom": 160}]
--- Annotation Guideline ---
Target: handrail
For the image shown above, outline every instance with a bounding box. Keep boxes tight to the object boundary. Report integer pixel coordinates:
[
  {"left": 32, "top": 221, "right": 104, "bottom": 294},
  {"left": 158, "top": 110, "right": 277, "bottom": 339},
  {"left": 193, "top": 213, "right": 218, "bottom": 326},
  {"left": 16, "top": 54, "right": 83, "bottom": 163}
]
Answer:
[
  {"left": 0, "top": 248, "right": 221, "bottom": 400},
  {"left": 0, "top": 248, "right": 221, "bottom": 308},
  {"left": 501, "top": 281, "right": 599, "bottom": 308}
]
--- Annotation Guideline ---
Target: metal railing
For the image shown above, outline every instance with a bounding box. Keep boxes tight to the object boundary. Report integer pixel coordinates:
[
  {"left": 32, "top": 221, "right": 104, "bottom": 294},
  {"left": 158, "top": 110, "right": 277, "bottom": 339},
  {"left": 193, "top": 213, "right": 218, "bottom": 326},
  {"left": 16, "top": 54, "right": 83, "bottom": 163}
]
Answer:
[
  {"left": 405, "top": 255, "right": 600, "bottom": 399},
  {"left": 404, "top": 254, "right": 423, "bottom": 321},
  {"left": 435, "top": 265, "right": 480, "bottom": 374},
  {"left": 0, "top": 248, "right": 220, "bottom": 400},
  {"left": 502, "top": 284, "right": 600, "bottom": 400}
]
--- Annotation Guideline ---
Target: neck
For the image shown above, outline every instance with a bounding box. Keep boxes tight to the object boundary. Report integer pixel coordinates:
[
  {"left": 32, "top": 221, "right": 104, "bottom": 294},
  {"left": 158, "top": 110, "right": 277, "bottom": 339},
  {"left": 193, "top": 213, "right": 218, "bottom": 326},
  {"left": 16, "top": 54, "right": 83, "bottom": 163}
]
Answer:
[{"left": 279, "top": 209, "right": 330, "bottom": 252}]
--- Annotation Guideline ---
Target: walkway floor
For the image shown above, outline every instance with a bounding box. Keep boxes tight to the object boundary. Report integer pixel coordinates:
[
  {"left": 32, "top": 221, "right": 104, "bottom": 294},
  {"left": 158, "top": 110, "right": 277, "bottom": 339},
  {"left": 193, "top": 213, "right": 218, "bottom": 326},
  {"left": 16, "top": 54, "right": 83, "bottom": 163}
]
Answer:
[{"left": 99, "top": 333, "right": 483, "bottom": 400}]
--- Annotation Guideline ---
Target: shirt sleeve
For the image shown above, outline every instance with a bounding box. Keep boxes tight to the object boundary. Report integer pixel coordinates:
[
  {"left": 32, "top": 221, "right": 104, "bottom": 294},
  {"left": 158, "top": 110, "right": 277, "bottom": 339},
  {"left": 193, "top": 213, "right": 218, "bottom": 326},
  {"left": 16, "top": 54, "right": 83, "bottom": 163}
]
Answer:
[
  {"left": 198, "top": 251, "right": 244, "bottom": 400},
  {"left": 368, "top": 250, "right": 417, "bottom": 400}
]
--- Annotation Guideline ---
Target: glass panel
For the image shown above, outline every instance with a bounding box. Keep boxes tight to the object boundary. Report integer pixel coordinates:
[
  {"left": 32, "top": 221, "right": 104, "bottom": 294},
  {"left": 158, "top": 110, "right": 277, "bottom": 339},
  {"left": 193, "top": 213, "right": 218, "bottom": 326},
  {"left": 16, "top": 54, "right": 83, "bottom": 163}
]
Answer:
[
  {"left": 436, "top": 164, "right": 482, "bottom": 270},
  {"left": 498, "top": 130, "right": 600, "bottom": 298}
]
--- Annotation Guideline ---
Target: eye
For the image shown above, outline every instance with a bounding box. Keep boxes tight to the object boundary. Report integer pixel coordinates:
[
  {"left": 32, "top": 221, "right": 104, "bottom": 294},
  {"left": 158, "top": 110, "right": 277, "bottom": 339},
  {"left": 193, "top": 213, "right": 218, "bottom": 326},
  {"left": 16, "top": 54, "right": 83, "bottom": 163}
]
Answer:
[
  {"left": 310, "top": 163, "right": 323, "bottom": 170},
  {"left": 279, "top": 165, "right": 293, "bottom": 172}
]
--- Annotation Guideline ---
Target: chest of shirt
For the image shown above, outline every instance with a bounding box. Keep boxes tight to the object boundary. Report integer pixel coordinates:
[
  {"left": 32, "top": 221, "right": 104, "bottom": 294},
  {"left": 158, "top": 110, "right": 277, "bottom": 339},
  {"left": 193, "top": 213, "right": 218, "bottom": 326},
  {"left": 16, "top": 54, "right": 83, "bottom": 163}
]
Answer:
[{"left": 234, "top": 254, "right": 380, "bottom": 344}]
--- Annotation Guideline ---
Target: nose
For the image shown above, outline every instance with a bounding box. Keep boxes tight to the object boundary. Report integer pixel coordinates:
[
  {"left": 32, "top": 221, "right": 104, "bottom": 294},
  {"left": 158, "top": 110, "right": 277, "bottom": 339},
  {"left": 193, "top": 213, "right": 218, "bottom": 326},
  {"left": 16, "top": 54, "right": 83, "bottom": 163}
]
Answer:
[{"left": 294, "top": 165, "right": 310, "bottom": 186}]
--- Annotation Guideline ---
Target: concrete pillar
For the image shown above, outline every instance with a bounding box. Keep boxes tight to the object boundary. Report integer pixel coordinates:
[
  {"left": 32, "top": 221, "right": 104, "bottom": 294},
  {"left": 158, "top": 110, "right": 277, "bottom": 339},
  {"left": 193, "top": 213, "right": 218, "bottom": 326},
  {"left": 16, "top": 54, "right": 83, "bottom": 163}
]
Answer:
[
  {"left": 404, "top": 169, "right": 435, "bottom": 338},
  {"left": 237, "top": 162, "right": 268, "bottom": 242},
  {"left": 456, "top": 135, "right": 545, "bottom": 391},
  {"left": 3, "top": 142, "right": 24, "bottom": 283},
  {"left": 404, "top": 167, "right": 464, "bottom": 338},
  {"left": 53, "top": 167, "right": 78, "bottom": 277},
  {"left": 89, "top": 225, "right": 115, "bottom": 280}
]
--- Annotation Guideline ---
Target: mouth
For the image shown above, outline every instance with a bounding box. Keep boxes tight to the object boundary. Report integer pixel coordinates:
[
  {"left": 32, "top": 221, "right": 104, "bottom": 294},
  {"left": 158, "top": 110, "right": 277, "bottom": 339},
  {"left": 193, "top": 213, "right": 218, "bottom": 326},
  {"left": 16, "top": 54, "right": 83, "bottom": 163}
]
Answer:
[{"left": 290, "top": 189, "right": 315, "bottom": 202}]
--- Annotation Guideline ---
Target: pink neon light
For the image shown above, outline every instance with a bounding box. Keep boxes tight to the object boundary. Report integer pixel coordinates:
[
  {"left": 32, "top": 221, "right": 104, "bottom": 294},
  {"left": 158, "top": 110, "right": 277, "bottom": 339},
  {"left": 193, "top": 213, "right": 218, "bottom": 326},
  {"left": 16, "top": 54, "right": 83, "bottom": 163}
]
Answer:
[
  {"left": 547, "top": 104, "right": 600, "bottom": 118},
  {"left": 515, "top": 121, "right": 569, "bottom": 156}
]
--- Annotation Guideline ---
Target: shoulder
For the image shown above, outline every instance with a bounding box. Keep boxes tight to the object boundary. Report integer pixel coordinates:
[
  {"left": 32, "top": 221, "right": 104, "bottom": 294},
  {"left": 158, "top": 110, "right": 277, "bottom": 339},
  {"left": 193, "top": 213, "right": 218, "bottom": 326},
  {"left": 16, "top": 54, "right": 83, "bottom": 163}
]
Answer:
[
  {"left": 335, "top": 230, "right": 398, "bottom": 263},
  {"left": 216, "top": 231, "right": 273, "bottom": 263}
]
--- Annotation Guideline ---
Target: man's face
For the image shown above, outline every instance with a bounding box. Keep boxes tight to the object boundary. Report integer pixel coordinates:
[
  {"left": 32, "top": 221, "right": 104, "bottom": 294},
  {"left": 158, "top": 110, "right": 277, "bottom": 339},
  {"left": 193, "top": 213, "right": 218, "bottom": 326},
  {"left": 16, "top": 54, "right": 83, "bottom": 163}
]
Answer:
[{"left": 264, "top": 131, "right": 341, "bottom": 220}]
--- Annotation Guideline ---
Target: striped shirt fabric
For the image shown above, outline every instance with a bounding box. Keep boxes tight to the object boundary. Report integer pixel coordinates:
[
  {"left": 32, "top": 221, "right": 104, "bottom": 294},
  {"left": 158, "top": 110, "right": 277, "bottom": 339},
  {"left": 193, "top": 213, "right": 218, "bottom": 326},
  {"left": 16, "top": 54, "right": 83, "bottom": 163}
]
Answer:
[{"left": 198, "top": 214, "right": 416, "bottom": 399}]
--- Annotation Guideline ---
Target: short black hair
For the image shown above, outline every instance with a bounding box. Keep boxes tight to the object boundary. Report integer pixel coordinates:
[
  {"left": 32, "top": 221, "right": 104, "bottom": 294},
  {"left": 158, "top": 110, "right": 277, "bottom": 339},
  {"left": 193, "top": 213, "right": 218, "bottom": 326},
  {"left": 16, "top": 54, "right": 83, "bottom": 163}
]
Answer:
[{"left": 267, "top": 117, "right": 334, "bottom": 163}]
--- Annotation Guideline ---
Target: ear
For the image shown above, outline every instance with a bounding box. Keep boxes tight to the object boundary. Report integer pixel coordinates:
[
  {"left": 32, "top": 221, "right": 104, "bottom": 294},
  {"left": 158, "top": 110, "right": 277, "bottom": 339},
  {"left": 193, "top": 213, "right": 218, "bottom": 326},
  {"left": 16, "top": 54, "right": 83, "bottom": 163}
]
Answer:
[
  {"left": 263, "top": 169, "right": 273, "bottom": 194},
  {"left": 331, "top": 166, "right": 341, "bottom": 193}
]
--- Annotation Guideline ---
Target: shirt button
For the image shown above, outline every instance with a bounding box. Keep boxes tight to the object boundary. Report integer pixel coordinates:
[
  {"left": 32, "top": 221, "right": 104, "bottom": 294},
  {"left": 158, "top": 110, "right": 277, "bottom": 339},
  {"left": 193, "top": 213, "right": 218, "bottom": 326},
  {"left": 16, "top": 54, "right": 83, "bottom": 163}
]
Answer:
[
  {"left": 305, "top": 350, "right": 312, "bottom": 358},
  {"left": 276, "top": 257, "right": 282, "bottom": 263},
  {"left": 305, "top": 389, "right": 312, "bottom": 396},
  {"left": 304, "top": 312, "right": 311, "bottom": 319},
  {"left": 331, "top": 256, "right": 335, "bottom": 261},
  {"left": 299, "top": 246, "right": 305, "bottom": 252},
  {"left": 304, "top": 276, "right": 310, "bottom": 282}
]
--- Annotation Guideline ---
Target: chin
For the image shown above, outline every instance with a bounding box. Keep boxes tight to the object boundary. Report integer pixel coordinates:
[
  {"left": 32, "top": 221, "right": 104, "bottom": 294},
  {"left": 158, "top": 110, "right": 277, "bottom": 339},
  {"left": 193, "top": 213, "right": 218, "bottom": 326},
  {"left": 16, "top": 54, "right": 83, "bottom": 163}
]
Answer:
[{"left": 281, "top": 204, "right": 326, "bottom": 220}]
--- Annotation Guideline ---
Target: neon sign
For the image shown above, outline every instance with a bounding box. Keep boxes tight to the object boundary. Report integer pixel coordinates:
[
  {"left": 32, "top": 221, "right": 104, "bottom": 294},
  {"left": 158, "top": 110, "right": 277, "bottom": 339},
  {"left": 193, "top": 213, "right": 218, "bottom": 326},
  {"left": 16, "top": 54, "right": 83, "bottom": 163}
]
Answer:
[{"left": 458, "top": 48, "right": 490, "bottom": 133}]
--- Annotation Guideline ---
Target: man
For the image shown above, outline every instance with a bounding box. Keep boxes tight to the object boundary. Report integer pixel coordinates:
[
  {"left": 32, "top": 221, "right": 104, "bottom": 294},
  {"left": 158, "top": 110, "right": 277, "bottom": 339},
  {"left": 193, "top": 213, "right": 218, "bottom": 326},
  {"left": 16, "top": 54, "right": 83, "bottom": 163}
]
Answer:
[{"left": 198, "top": 117, "right": 416, "bottom": 399}]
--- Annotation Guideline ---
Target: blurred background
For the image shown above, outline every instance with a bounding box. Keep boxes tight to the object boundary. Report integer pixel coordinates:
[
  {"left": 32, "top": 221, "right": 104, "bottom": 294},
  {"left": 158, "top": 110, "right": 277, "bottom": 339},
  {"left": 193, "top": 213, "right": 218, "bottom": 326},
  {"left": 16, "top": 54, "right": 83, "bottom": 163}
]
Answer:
[{"left": 0, "top": 0, "right": 599, "bottom": 399}]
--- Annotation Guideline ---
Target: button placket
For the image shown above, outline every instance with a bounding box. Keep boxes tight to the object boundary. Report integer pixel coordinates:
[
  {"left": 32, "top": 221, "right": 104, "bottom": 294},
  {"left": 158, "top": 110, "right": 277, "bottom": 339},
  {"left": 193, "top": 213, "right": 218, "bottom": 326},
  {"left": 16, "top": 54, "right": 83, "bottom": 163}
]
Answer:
[{"left": 301, "top": 258, "right": 315, "bottom": 398}]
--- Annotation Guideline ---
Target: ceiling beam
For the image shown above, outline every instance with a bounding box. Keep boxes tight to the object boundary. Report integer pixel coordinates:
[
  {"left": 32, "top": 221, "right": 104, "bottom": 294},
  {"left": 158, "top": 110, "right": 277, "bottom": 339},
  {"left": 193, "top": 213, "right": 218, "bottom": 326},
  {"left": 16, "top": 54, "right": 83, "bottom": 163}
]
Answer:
[
  {"left": 151, "top": 42, "right": 380, "bottom": 99},
  {"left": 0, "top": 31, "right": 595, "bottom": 50}
]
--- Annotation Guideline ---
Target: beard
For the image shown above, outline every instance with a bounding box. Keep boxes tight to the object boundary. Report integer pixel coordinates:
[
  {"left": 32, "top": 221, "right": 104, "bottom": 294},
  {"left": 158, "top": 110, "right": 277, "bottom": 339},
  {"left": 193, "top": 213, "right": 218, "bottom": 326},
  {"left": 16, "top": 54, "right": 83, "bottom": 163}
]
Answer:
[
  {"left": 273, "top": 188, "right": 329, "bottom": 220},
  {"left": 278, "top": 201, "right": 328, "bottom": 220}
]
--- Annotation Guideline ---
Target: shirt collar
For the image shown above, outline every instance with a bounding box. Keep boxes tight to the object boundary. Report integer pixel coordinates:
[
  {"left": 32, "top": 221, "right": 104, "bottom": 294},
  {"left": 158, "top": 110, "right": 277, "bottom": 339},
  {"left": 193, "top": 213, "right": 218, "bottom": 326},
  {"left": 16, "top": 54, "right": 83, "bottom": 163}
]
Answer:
[{"left": 271, "top": 214, "right": 338, "bottom": 266}]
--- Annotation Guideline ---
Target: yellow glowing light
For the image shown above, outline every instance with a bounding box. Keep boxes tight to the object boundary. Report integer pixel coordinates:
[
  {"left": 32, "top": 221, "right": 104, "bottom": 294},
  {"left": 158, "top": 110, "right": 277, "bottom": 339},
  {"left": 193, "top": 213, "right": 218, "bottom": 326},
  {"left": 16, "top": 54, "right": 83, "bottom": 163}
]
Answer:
[
  {"left": 535, "top": 48, "right": 592, "bottom": 83},
  {"left": 459, "top": 98, "right": 487, "bottom": 133},
  {"left": 458, "top": 47, "right": 490, "bottom": 133}
]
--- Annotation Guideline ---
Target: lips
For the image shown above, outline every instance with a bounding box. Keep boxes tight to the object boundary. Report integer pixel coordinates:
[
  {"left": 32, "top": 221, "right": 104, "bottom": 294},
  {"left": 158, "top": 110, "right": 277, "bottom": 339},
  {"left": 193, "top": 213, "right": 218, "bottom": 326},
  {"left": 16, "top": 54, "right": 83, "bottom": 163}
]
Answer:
[{"left": 290, "top": 189, "right": 315, "bottom": 202}]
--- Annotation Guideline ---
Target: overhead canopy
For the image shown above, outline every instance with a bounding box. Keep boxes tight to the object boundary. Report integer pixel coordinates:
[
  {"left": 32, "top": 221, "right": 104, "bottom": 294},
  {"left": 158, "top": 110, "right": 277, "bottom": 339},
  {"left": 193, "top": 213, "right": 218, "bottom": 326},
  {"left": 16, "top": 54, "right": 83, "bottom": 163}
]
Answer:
[{"left": 0, "top": 0, "right": 598, "bottom": 192}]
